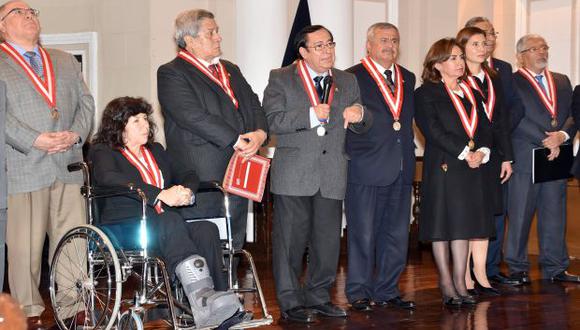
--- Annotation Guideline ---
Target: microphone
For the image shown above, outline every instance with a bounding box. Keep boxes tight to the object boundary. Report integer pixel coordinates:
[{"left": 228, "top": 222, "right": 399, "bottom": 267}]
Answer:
[{"left": 321, "top": 75, "right": 333, "bottom": 104}]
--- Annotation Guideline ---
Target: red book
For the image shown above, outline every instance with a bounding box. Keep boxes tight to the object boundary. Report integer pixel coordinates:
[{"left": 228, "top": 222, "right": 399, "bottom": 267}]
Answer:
[{"left": 222, "top": 151, "right": 270, "bottom": 202}]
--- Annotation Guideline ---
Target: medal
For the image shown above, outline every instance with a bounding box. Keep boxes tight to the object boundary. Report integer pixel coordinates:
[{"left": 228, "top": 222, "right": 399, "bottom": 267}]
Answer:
[
  {"left": 393, "top": 121, "right": 401, "bottom": 131},
  {"left": 51, "top": 108, "right": 59, "bottom": 120},
  {"left": 317, "top": 125, "right": 326, "bottom": 136},
  {"left": 468, "top": 139, "right": 475, "bottom": 150},
  {"left": 551, "top": 118, "right": 558, "bottom": 128},
  {"left": 361, "top": 57, "right": 404, "bottom": 130}
]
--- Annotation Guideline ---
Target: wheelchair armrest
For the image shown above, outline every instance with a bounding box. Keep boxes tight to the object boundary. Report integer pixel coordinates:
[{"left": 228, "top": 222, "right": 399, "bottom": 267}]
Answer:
[
  {"left": 90, "top": 184, "right": 146, "bottom": 202},
  {"left": 197, "top": 181, "right": 223, "bottom": 194},
  {"left": 67, "top": 162, "right": 84, "bottom": 172}
]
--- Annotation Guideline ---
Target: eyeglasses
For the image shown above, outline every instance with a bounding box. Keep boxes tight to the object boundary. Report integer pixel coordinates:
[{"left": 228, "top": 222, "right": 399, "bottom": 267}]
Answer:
[
  {"left": 521, "top": 45, "right": 550, "bottom": 54},
  {"left": 0, "top": 7, "right": 39, "bottom": 21},
  {"left": 484, "top": 30, "right": 499, "bottom": 38},
  {"left": 306, "top": 41, "right": 336, "bottom": 52}
]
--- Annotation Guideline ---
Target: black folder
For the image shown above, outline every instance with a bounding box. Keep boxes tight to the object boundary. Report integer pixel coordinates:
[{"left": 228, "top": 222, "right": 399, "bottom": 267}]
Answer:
[{"left": 532, "top": 144, "right": 574, "bottom": 184}]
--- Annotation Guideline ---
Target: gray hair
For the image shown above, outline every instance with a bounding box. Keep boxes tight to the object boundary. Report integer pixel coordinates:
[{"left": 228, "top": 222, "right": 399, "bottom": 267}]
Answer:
[
  {"left": 465, "top": 16, "right": 490, "bottom": 28},
  {"left": 366, "top": 22, "right": 399, "bottom": 41},
  {"left": 174, "top": 9, "right": 214, "bottom": 49},
  {"left": 516, "top": 34, "right": 545, "bottom": 53}
]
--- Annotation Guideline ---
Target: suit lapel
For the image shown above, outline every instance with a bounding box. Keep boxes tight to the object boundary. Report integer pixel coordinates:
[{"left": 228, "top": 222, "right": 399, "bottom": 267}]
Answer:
[{"left": 0, "top": 51, "right": 42, "bottom": 93}]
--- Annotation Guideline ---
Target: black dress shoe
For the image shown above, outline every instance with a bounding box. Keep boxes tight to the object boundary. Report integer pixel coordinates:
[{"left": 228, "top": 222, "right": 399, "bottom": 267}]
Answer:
[
  {"left": 509, "top": 271, "right": 531, "bottom": 284},
  {"left": 351, "top": 298, "right": 372, "bottom": 312},
  {"left": 489, "top": 272, "right": 523, "bottom": 286},
  {"left": 281, "top": 306, "right": 317, "bottom": 323},
  {"left": 309, "top": 302, "right": 348, "bottom": 318},
  {"left": 374, "top": 296, "right": 416, "bottom": 310},
  {"left": 551, "top": 271, "right": 580, "bottom": 283},
  {"left": 442, "top": 296, "right": 462, "bottom": 307},
  {"left": 459, "top": 295, "right": 478, "bottom": 305}
]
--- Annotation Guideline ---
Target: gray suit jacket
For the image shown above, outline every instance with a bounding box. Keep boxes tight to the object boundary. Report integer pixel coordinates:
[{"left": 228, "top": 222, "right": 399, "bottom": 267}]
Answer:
[
  {"left": 263, "top": 63, "right": 372, "bottom": 200},
  {"left": 512, "top": 70, "right": 574, "bottom": 174},
  {"left": 0, "top": 81, "right": 6, "bottom": 209},
  {"left": 0, "top": 48, "right": 94, "bottom": 194}
]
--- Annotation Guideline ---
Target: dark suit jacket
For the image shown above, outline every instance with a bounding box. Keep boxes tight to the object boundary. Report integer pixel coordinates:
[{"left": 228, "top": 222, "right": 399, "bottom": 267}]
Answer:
[
  {"left": 88, "top": 143, "right": 199, "bottom": 222},
  {"left": 263, "top": 63, "right": 372, "bottom": 200},
  {"left": 157, "top": 57, "right": 267, "bottom": 217},
  {"left": 345, "top": 63, "right": 415, "bottom": 186},
  {"left": 571, "top": 85, "right": 580, "bottom": 178},
  {"left": 491, "top": 58, "right": 525, "bottom": 131},
  {"left": 512, "top": 70, "right": 574, "bottom": 174}
]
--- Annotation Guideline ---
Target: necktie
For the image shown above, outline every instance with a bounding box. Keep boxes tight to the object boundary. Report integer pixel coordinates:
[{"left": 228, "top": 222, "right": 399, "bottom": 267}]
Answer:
[
  {"left": 384, "top": 69, "right": 395, "bottom": 93},
  {"left": 209, "top": 64, "right": 220, "bottom": 80},
  {"left": 314, "top": 76, "right": 324, "bottom": 102},
  {"left": 24, "top": 51, "right": 43, "bottom": 78},
  {"left": 535, "top": 74, "right": 547, "bottom": 94}
]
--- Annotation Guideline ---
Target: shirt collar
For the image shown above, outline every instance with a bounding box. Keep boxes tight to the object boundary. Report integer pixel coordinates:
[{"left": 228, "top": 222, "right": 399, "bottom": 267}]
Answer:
[
  {"left": 196, "top": 56, "right": 221, "bottom": 68},
  {"left": 370, "top": 58, "right": 395, "bottom": 82},
  {"left": 304, "top": 62, "right": 329, "bottom": 80},
  {"left": 474, "top": 69, "right": 485, "bottom": 82},
  {"left": 8, "top": 41, "right": 40, "bottom": 58}
]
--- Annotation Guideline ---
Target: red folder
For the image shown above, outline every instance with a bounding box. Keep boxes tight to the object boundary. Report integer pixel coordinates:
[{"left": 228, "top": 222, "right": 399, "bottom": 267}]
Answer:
[{"left": 223, "top": 151, "right": 271, "bottom": 202}]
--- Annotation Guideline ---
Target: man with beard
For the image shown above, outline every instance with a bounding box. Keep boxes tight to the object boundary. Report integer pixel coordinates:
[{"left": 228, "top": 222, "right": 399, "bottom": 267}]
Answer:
[{"left": 506, "top": 34, "right": 579, "bottom": 284}]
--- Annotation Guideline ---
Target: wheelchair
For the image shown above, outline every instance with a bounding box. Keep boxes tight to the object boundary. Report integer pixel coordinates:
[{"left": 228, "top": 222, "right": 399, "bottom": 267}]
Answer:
[{"left": 48, "top": 161, "right": 273, "bottom": 329}]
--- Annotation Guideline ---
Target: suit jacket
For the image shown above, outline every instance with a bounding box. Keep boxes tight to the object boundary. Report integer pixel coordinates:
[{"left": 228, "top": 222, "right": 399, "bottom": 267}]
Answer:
[
  {"left": 491, "top": 57, "right": 525, "bottom": 130},
  {"left": 263, "top": 63, "right": 372, "bottom": 200},
  {"left": 0, "top": 48, "right": 94, "bottom": 194},
  {"left": 345, "top": 63, "right": 416, "bottom": 186},
  {"left": 571, "top": 85, "right": 580, "bottom": 178},
  {"left": 0, "top": 81, "right": 6, "bottom": 210},
  {"left": 88, "top": 143, "right": 199, "bottom": 222},
  {"left": 157, "top": 57, "right": 267, "bottom": 217},
  {"left": 512, "top": 70, "right": 574, "bottom": 174}
]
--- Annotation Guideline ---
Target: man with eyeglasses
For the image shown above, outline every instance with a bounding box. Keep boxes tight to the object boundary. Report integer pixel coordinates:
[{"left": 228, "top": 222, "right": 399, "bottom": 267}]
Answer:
[
  {"left": 465, "top": 16, "right": 526, "bottom": 287},
  {"left": 0, "top": 1, "right": 94, "bottom": 328},
  {"left": 344, "top": 22, "right": 415, "bottom": 312},
  {"left": 263, "top": 25, "right": 371, "bottom": 323},
  {"left": 506, "top": 33, "right": 578, "bottom": 284}
]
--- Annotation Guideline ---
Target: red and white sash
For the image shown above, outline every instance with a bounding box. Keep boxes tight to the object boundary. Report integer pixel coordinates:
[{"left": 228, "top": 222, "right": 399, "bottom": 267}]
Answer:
[
  {"left": 467, "top": 73, "right": 496, "bottom": 121},
  {"left": 0, "top": 42, "right": 57, "bottom": 113},
  {"left": 517, "top": 68, "right": 557, "bottom": 119},
  {"left": 444, "top": 82, "right": 479, "bottom": 140},
  {"left": 361, "top": 57, "right": 404, "bottom": 121},
  {"left": 296, "top": 60, "right": 335, "bottom": 107},
  {"left": 178, "top": 50, "right": 239, "bottom": 109},
  {"left": 120, "top": 146, "right": 165, "bottom": 214}
]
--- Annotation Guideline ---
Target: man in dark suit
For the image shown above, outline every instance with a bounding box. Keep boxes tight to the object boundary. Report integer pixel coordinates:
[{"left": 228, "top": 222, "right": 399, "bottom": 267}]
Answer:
[
  {"left": 465, "top": 16, "right": 525, "bottom": 286},
  {"left": 571, "top": 86, "right": 580, "bottom": 178},
  {"left": 263, "top": 25, "right": 371, "bottom": 323},
  {"left": 506, "top": 34, "right": 578, "bottom": 284},
  {"left": 157, "top": 9, "right": 267, "bottom": 261},
  {"left": 344, "top": 22, "right": 415, "bottom": 312}
]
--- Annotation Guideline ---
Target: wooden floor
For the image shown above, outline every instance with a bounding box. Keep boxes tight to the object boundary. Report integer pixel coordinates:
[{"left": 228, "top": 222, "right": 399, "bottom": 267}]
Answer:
[{"left": 30, "top": 248, "right": 580, "bottom": 329}]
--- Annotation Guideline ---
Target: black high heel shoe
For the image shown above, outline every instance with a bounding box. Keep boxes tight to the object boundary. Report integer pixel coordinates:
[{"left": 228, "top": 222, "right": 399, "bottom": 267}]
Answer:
[
  {"left": 442, "top": 296, "right": 462, "bottom": 307},
  {"left": 459, "top": 294, "right": 477, "bottom": 305},
  {"left": 474, "top": 278, "right": 501, "bottom": 296}
]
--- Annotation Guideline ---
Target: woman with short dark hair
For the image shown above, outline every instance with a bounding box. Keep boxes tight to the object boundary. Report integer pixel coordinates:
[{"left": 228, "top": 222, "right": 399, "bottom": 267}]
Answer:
[
  {"left": 90, "top": 97, "right": 240, "bottom": 326},
  {"left": 415, "top": 38, "right": 493, "bottom": 306}
]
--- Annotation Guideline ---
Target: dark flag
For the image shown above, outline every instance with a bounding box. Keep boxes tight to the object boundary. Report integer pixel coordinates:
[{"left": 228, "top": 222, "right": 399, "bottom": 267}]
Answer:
[{"left": 282, "top": 0, "right": 312, "bottom": 67}]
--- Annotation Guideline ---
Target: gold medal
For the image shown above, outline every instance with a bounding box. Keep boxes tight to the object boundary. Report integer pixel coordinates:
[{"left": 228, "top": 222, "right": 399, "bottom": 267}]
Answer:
[
  {"left": 551, "top": 118, "right": 558, "bottom": 128},
  {"left": 51, "top": 108, "right": 59, "bottom": 120},
  {"left": 393, "top": 121, "right": 401, "bottom": 131},
  {"left": 468, "top": 139, "right": 475, "bottom": 150}
]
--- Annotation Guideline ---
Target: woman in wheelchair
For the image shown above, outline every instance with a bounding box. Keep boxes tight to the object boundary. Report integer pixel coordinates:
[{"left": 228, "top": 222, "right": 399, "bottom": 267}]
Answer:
[{"left": 89, "top": 97, "right": 241, "bottom": 327}]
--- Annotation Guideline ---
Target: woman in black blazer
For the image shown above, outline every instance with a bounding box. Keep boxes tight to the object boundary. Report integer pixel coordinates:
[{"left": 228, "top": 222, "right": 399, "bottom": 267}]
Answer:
[
  {"left": 415, "top": 38, "right": 493, "bottom": 306},
  {"left": 456, "top": 27, "right": 514, "bottom": 296},
  {"left": 89, "top": 97, "right": 226, "bottom": 290}
]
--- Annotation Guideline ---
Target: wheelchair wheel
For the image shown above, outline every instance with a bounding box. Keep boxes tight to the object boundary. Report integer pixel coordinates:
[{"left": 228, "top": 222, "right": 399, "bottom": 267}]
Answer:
[
  {"left": 49, "top": 225, "right": 122, "bottom": 330},
  {"left": 118, "top": 310, "right": 144, "bottom": 330}
]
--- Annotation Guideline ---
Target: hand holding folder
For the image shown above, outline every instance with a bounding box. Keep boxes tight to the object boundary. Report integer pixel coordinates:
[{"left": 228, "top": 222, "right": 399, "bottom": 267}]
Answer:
[
  {"left": 223, "top": 151, "right": 271, "bottom": 202},
  {"left": 532, "top": 144, "right": 573, "bottom": 184}
]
